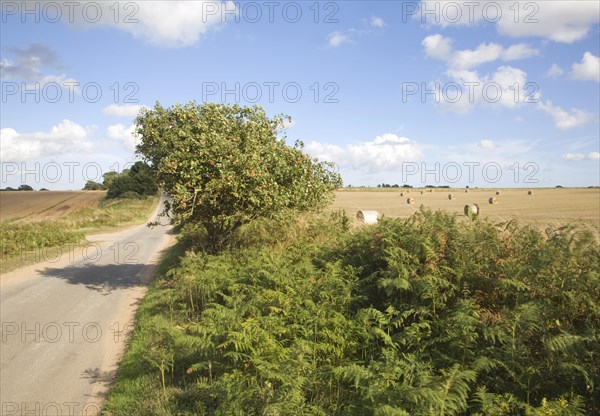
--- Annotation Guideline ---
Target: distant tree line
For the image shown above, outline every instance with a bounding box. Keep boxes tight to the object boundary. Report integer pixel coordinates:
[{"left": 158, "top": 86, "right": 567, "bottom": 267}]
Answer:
[
  {"left": 83, "top": 161, "right": 157, "bottom": 199},
  {"left": 377, "top": 184, "right": 414, "bottom": 188},
  {"left": 1, "top": 184, "right": 37, "bottom": 191}
]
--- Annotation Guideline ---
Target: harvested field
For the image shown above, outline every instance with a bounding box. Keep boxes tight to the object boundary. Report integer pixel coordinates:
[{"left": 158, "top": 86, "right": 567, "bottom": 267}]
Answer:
[
  {"left": 0, "top": 191, "right": 105, "bottom": 222},
  {"left": 331, "top": 188, "right": 600, "bottom": 236}
]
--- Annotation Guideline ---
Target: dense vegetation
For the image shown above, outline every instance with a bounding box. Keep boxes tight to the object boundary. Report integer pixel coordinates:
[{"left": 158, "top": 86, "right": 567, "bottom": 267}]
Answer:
[
  {"left": 135, "top": 102, "right": 341, "bottom": 252},
  {"left": 104, "top": 209, "right": 600, "bottom": 415},
  {"left": 83, "top": 162, "right": 158, "bottom": 199}
]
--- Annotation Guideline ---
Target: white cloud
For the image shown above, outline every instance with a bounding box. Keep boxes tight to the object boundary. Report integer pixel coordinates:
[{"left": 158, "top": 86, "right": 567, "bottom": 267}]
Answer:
[
  {"left": 40, "top": 1, "right": 235, "bottom": 48},
  {"left": 0, "top": 120, "right": 94, "bottom": 162},
  {"left": 306, "top": 133, "right": 423, "bottom": 172},
  {"left": 501, "top": 44, "right": 540, "bottom": 61},
  {"left": 328, "top": 32, "right": 350, "bottom": 47},
  {"left": 103, "top": 104, "right": 148, "bottom": 118},
  {"left": 562, "top": 152, "right": 599, "bottom": 161},
  {"left": 107, "top": 124, "right": 139, "bottom": 152},
  {"left": 538, "top": 100, "right": 598, "bottom": 130},
  {"left": 116, "top": 1, "right": 235, "bottom": 47},
  {"left": 329, "top": 15, "right": 385, "bottom": 47},
  {"left": 545, "top": 64, "right": 565, "bottom": 78},
  {"left": 421, "top": 34, "right": 596, "bottom": 128},
  {"left": 571, "top": 52, "right": 600, "bottom": 83},
  {"left": 450, "top": 43, "right": 504, "bottom": 68},
  {"left": 478, "top": 139, "right": 496, "bottom": 150},
  {"left": 422, "top": 34, "right": 538, "bottom": 69},
  {"left": 422, "top": 34, "right": 453, "bottom": 60},
  {"left": 563, "top": 153, "right": 586, "bottom": 161},
  {"left": 370, "top": 16, "right": 385, "bottom": 28},
  {"left": 497, "top": 1, "right": 600, "bottom": 43},
  {"left": 419, "top": 1, "right": 599, "bottom": 43},
  {"left": 436, "top": 65, "right": 530, "bottom": 113},
  {"left": 0, "top": 44, "right": 78, "bottom": 90}
]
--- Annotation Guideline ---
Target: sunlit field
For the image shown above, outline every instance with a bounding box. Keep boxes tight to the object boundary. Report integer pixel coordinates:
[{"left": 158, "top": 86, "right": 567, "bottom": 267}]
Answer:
[{"left": 331, "top": 188, "right": 600, "bottom": 235}]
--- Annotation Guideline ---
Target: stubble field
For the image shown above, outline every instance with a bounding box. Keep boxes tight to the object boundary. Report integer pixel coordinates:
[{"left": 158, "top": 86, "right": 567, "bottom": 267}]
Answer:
[
  {"left": 0, "top": 190, "right": 106, "bottom": 222},
  {"left": 331, "top": 187, "right": 600, "bottom": 236},
  {"left": 0, "top": 190, "right": 159, "bottom": 272}
]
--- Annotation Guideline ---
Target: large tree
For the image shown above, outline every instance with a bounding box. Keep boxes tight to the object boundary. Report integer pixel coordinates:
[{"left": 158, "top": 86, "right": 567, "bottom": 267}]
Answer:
[{"left": 135, "top": 102, "right": 342, "bottom": 252}]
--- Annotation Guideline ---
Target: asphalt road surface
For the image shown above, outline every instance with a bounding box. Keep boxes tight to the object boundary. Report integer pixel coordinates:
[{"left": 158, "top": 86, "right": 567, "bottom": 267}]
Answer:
[{"left": 0, "top": 196, "right": 175, "bottom": 415}]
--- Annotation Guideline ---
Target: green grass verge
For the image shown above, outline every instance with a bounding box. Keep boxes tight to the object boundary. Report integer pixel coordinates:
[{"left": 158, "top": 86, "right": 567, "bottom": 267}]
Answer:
[{"left": 102, "top": 242, "right": 185, "bottom": 415}]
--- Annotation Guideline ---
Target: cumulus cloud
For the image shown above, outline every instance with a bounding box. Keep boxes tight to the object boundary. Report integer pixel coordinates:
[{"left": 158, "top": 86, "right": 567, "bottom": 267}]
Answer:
[
  {"left": 421, "top": 34, "right": 596, "bottom": 127},
  {"left": 103, "top": 104, "right": 148, "bottom": 118},
  {"left": 306, "top": 133, "right": 423, "bottom": 172},
  {"left": 589, "top": 152, "right": 600, "bottom": 160},
  {"left": 419, "top": 1, "right": 599, "bottom": 43},
  {"left": 107, "top": 124, "right": 139, "bottom": 152},
  {"left": 0, "top": 120, "right": 94, "bottom": 162},
  {"left": 496, "top": 1, "right": 599, "bottom": 43},
  {"left": 328, "top": 32, "right": 350, "bottom": 47},
  {"left": 570, "top": 52, "right": 600, "bottom": 83},
  {"left": 422, "top": 34, "right": 539, "bottom": 69},
  {"left": 421, "top": 35, "right": 539, "bottom": 113},
  {"left": 538, "top": 100, "right": 598, "bottom": 130},
  {"left": 435, "top": 65, "right": 531, "bottom": 113},
  {"left": 30, "top": 1, "right": 234, "bottom": 48},
  {"left": 422, "top": 34, "right": 453, "bottom": 60},
  {"left": 0, "top": 44, "right": 78, "bottom": 89}
]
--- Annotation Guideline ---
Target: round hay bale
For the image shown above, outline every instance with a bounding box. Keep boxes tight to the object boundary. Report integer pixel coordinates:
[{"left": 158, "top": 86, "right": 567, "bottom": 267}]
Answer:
[
  {"left": 356, "top": 210, "right": 379, "bottom": 224},
  {"left": 429, "top": 189, "right": 434, "bottom": 193},
  {"left": 465, "top": 189, "right": 469, "bottom": 193},
  {"left": 489, "top": 197, "right": 498, "bottom": 204},
  {"left": 495, "top": 191, "right": 501, "bottom": 195},
  {"left": 464, "top": 204, "right": 480, "bottom": 217},
  {"left": 448, "top": 193, "right": 456, "bottom": 200},
  {"left": 528, "top": 190, "right": 534, "bottom": 195},
  {"left": 407, "top": 198, "right": 416, "bottom": 205},
  {"left": 400, "top": 192, "right": 405, "bottom": 197},
  {"left": 420, "top": 190, "right": 424, "bottom": 194}
]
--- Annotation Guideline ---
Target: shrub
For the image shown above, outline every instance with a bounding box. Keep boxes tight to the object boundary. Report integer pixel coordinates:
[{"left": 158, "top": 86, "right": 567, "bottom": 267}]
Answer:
[
  {"left": 135, "top": 102, "right": 341, "bottom": 252},
  {"left": 105, "top": 162, "right": 157, "bottom": 199},
  {"left": 83, "top": 180, "right": 104, "bottom": 190}
]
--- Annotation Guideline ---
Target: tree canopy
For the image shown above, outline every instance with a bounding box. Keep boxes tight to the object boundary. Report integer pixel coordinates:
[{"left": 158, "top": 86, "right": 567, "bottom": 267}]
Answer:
[
  {"left": 83, "top": 180, "right": 104, "bottom": 190},
  {"left": 135, "top": 102, "right": 342, "bottom": 251},
  {"left": 105, "top": 161, "right": 158, "bottom": 199}
]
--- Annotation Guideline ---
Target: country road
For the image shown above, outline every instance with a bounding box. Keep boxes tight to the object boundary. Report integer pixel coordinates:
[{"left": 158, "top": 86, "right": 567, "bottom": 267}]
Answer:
[{"left": 0, "top": 196, "right": 175, "bottom": 415}]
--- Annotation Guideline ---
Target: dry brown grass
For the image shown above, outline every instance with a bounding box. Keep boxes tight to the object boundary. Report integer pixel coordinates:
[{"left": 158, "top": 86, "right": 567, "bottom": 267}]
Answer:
[
  {"left": 0, "top": 191, "right": 105, "bottom": 222},
  {"left": 331, "top": 188, "right": 600, "bottom": 236}
]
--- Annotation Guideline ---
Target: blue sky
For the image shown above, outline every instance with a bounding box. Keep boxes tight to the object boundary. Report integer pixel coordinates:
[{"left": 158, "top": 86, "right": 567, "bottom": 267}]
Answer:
[{"left": 1, "top": 0, "right": 599, "bottom": 189}]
